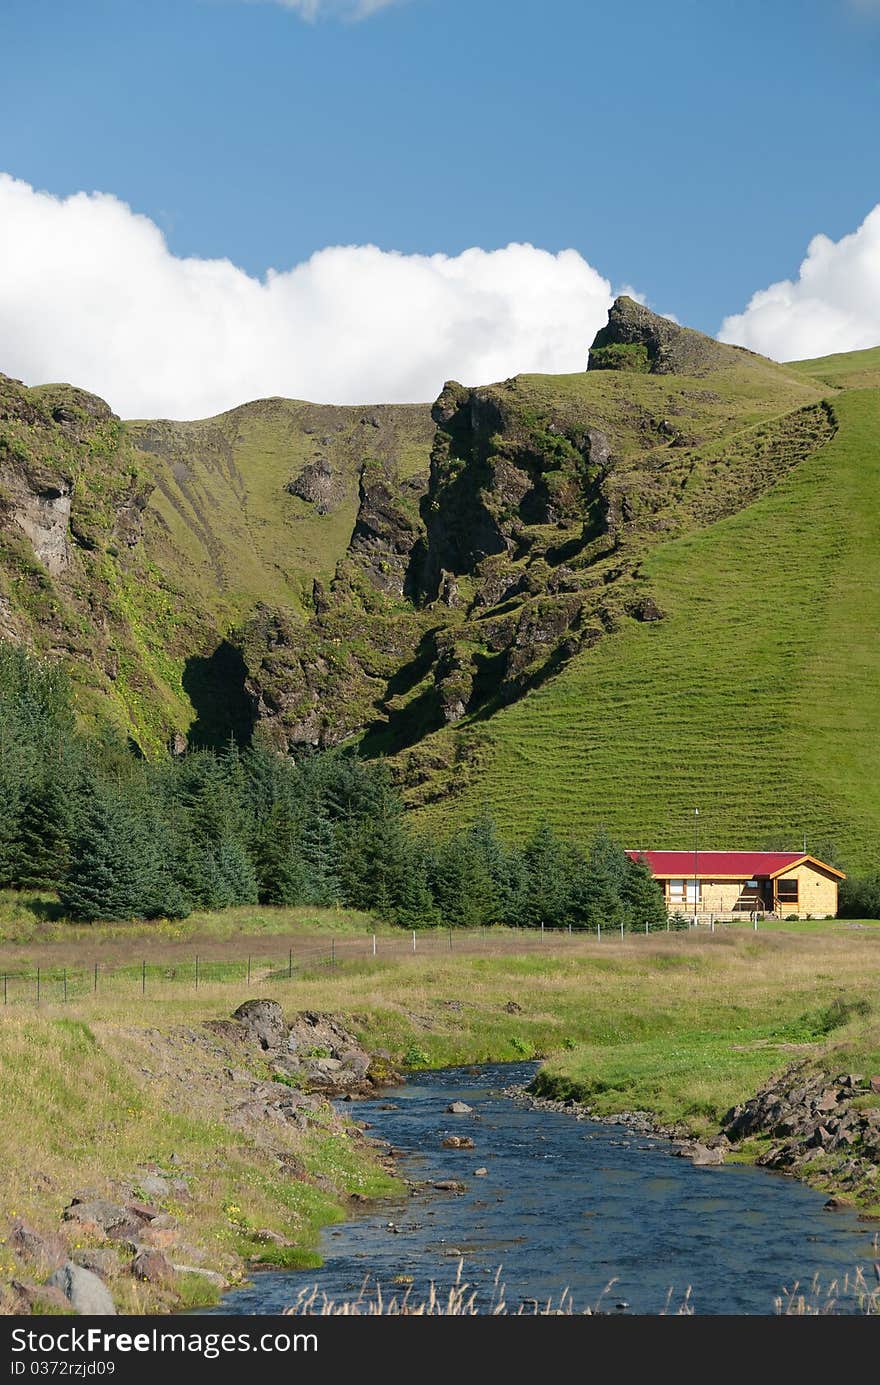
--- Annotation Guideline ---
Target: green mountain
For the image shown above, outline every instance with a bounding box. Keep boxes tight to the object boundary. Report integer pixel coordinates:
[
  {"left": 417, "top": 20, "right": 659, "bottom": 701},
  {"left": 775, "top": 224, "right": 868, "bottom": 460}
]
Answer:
[{"left": 2, "top": 298, "right": 878, "bottom": 868}]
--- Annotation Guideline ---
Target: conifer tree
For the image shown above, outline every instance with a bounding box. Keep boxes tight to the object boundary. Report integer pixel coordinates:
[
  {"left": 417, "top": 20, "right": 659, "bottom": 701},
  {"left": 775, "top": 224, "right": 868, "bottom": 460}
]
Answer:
[
  {"left": 621, "top": 851, "right": 666, "bottom": 929},
  {"left": 10, "top": 778, "right": 71, "bottom": 889},
  {"left": 522, "top": 822, "right": 573, "bottom": 928},
  {"left": 574, "top": 827, "right": 628, "bottom": 930},
  {"left": 59, "top": 791, "right": 143, "bottom": 922}
]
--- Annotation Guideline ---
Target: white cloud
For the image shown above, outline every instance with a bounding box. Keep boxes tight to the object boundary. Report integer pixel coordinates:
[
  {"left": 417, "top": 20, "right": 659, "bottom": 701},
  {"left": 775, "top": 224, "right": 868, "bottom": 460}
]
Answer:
[
  {"left": 242, "top": 0, "right": 403, "bottom": 20},
  {"left": 719, "top": 204, "right": 880, "bottom": 361},
  {"left": 0, "top": 174, "right": 615, "bottom": 418}
]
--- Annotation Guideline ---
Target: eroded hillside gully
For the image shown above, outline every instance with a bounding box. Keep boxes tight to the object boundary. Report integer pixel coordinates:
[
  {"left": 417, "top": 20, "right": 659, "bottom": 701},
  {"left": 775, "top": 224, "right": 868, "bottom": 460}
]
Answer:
[{"left": 204, "top": 1033, "right": 878, "bottom": 1316}]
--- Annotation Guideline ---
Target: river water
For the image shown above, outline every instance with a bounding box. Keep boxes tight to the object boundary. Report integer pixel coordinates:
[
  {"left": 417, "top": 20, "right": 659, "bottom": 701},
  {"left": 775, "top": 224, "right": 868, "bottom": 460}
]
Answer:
[{"left": 212, "top": 1061, "right": 877, "bottom": 1315}]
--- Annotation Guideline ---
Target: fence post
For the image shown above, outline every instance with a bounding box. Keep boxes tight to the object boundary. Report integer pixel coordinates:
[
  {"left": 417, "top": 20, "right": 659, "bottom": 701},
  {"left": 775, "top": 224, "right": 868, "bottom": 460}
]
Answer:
[
  {"left": 93, "top": 961, "right": 98, "bottom": 994},
  {"left": 597, "top": 923, "right": 601, "bottom": 942},
  {"left": 412, "top": 930, "right": 416, "bottom": 953},
  {"left": 667, "top": 917, "right": 670, "bottom": 932},
  {"left": 541, "top": 921, "right": 544, "bottom": 940},
  {"left": 372, "top": 933, "right": 377, "bottom": 957},
  {"left": 449, "top": 930, "right": 453, "bottom": 951},
  {"left": 331, "top": 939, "right": 336, "bottom": 969},
  {"left": 288, "top": 947, "right": 293, "bottom": 980},
  {"left": 620, "top": 922, "right": 624, "bottom": 941},
  {"left": 247, "top": 954, "right": 251, "bottom": 985},
  {"left": 646, "top": 921, "right": 649, "bottom": 935},
  {"left": 194, "top": 955, "right": 199, "bottom": 990},
  {"left": 568, "top": 923, "right": 572, "bottom": 936},
  {"left": 711, "top": 917, "right": 715, "bottom": 933},
  {"left": 142, "top": 959, "right": 146, "bottom": 995},
  {"left": 36, "top": 967, "right": 40, "bottom": 1004},
  {"left": 754, "top": 915, "right": 758, "bottom": 932}
]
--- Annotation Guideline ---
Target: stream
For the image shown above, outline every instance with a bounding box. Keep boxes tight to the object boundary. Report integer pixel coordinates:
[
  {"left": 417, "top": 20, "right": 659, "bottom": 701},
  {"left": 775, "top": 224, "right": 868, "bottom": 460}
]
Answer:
[{"left": 209, "top": 1061, "right": 877, "bottom": 1315}]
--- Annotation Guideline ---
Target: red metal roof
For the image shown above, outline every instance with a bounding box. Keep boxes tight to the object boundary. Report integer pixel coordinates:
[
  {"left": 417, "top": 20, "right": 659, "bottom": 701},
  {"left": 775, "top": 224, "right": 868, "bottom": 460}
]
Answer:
[{"left": 626, "top": 850, "right": 804, "bottom": 879}]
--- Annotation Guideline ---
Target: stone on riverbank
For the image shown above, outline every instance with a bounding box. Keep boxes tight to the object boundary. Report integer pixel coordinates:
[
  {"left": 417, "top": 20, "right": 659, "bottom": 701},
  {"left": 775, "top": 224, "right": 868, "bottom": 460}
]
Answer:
[
  {"left": 48, "top": 1262, "right": 116, "bottom": 1315},
  {"left": 676, "top": 1141, "right": 725, "bottom": 1166}
]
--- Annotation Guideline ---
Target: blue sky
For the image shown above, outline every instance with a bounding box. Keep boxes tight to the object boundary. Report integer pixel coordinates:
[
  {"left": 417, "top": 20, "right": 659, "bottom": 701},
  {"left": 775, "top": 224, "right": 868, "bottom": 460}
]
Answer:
[{"left": 1, "top": 0, "right": 879, "bottom": 414}]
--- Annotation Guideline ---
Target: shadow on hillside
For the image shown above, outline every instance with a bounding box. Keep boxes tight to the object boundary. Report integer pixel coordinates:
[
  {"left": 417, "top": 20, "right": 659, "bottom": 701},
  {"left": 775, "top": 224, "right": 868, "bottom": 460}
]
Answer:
[{"left": 183, "top": 641, "right": 257, "bottom": 750}]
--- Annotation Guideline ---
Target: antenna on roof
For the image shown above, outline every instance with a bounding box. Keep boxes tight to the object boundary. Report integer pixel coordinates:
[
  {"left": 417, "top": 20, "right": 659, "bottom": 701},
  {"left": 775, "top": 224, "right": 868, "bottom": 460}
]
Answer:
[{"left": 803, "top": 833, "right": 807, "bottom": 854}]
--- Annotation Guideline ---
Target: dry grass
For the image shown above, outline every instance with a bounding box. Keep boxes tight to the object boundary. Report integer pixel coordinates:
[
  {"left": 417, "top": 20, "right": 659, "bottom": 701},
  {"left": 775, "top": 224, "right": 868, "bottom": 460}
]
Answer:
[
  {"left": 283, "top": 1261, "right": 694, "bottom": 1315},
  {"left": 3, "top": 926, "right": 880, "bottom": 1310}
]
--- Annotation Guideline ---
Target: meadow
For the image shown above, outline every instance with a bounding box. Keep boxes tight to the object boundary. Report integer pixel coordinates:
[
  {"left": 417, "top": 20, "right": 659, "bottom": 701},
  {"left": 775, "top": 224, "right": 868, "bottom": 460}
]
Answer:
[
  {"left": 421, "top": 389, "right": 880, "bottom": 871},
  {"left": 3, "top": 914, "right": 880, "bottom": 1311}
]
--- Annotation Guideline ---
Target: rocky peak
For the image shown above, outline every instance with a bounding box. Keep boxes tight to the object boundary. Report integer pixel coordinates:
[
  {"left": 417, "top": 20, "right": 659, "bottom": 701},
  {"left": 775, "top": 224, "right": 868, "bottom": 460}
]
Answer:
[{"left": 589, "top": 295, "right": 756, "bottom": 376}]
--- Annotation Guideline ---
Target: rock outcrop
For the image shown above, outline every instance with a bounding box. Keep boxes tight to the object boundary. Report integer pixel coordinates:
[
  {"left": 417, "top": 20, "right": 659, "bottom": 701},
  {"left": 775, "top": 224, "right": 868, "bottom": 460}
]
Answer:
[
  {"left": 721, "top": 1063, "right": 880, "bottom": 1198},
  {"left": 221, "top": 1000, "right": 389, "bottom": 1095},
  {"left": 588, "top": 295, "right": 757, "bottom": 376}
]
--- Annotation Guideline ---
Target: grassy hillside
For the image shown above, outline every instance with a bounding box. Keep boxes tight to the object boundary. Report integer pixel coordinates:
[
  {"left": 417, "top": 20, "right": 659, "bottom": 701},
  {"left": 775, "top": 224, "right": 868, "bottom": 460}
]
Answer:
[
  {"left": 3, "top": 305, "right": 880, "bottom": 866},
  {"left": 411, "top": 387, "right": 880, "bottom": 871},
  {"left": 788, "top": 345, "right": 880, "bottom": 391},
  {"left": 130, "top": 397, "right": 434, "bottom": 628}
]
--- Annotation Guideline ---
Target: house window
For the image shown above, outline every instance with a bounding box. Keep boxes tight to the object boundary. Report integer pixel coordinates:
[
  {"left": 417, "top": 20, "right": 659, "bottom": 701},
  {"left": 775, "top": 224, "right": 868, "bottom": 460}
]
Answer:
[
  {"left": 668, "top": 879, "right": 699, "bottom": 904},
  {"left": 777, "top": 878, "right": 799, "bottom": 904}
]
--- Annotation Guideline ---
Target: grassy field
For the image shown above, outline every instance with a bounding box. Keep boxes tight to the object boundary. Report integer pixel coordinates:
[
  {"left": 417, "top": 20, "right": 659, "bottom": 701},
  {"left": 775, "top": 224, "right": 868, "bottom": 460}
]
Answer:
[
  {"left": 0, "top": 892, "right": 386, "bottom": 946},
  {"left": 3, "top": 924, "right": 880, "bottom": 1301},
  {"left": 0, "top": 1006, "right": 400, "bottom": 1313},
  {"left": 418, "top": 387, "right": 880, "bottom": 871}
]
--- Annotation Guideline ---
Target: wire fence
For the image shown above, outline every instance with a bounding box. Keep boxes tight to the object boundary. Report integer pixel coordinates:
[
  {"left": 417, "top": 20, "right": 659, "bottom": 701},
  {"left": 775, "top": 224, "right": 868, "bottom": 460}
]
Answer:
[{"left": 0, "top": 916, "right": 758, "bottom": 1008}]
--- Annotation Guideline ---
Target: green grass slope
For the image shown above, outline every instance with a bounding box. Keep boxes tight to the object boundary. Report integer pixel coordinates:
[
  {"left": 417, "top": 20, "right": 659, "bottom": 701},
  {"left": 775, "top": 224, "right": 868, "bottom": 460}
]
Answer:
[
  {"left": 413, "top": 387, "right": 880, "bottom": 871},
  {"left": 130, "top": 397, "right": 434, "bottom": 628},
  {"left": 788, "top": 345, "right": 880, "bottom": 392}
]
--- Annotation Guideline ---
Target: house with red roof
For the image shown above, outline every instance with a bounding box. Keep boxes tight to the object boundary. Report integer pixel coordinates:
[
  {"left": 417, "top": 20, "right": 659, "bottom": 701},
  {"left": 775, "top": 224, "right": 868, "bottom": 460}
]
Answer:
[{"left": 625, "top": 850, "right": 845, "bottom": 919}]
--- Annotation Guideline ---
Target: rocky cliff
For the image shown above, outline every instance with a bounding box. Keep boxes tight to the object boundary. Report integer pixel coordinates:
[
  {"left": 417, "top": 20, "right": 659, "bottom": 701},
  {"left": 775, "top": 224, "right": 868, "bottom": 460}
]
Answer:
[{"left": 0, "top": 302, "right": 833, "bottom": 779}]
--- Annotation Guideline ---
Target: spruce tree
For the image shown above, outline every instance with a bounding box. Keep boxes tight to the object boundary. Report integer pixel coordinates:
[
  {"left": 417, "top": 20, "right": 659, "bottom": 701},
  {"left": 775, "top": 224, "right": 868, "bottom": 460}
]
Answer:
[
  {"left": 254, "top": 803, "right": 310, "bottom": 906},
  {"left": 575, "top": 828, "right": 628, "bottom": 931},
  {"left": 10, "top": 778, "right": 71, "bottom": 889},
  {"left": 298, "top": 806, "right": 340, "bottom": 906},
  {"left": 59, "top": 791, "right": 142, "bottom": 922},
  {"left": 429, "top": 831, "right": 498, "bottom": 928},
  {"left": 339, "top": 806, "right": 436, "bottom": 926},
  {"left": 621, "top": 851, "right": 666, "bottom": 929},
  {"left": 522, "top": 823, "right": 572, "bottom": 928}
]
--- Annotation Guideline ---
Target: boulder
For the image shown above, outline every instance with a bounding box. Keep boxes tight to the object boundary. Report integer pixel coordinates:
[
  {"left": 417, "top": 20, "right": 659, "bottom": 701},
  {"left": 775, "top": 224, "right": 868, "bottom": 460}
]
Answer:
[
  {"left": 127, "top": 1201, "right": 160, "bottom": 1222},
  {"left": 442, "top": 1135, "right": 475, "bottom": 1150},
  {"left": 63, "top": 1200, "right": 140, "bottom": 1239},
  {"left": 11, "top": 1279, "right": 73, "bottom": 1313},
  {"left": 677, "top": 1142, "right": 725, "bottom": 1166},
  {"left": 131, "top": 1247, "right": 174, "bottom": 1284},
  {"left": 48, "top": 1262, "right": 116, "bottom": 1315},
  {"left": 232, "top": 999, "right": 286, "bottom": 1051},
  {"left": 8, "top": 1219, "right": 67, "bottom": 1272},
  {"left": 447, "top": 1101, "right": 473, "bottom": 1115},
  {"left": 433, "top": 1180, "right": 466, "bottom": 1192},
  {"left": 138, "top": 1173, "right": 170, "bottom": 1200}
]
